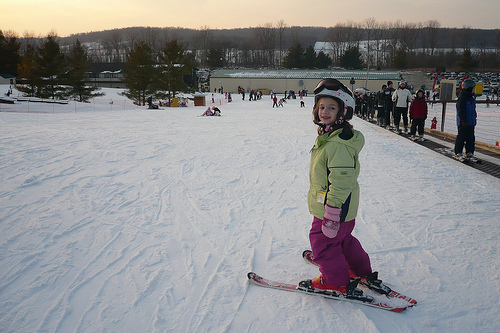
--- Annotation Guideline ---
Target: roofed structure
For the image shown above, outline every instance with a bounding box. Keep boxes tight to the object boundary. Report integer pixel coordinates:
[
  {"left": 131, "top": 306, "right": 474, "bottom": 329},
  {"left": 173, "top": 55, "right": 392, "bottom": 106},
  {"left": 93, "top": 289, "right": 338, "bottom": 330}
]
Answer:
[{"left": 210, "top": 69, "right": 401, "bottom": 93}]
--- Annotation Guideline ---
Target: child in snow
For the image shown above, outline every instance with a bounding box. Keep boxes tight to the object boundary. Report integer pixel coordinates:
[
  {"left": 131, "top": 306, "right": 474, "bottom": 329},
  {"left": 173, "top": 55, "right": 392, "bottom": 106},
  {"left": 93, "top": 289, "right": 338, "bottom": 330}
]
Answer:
[
  {"left": 272, "top": 95, "right": 278, "bottom": 108},
  {"left": 431, "top": 117, "right": 437, "bottom": 130},
  {"left": 201, "top": 107, "right": 221, "bottom": 116},
  {"left": 212, "top": 106, "right": 221, "bottom": 116},
  {"left": 305, "top": 78, "right": 376, "bottom": 296},
  {"left": 409, "top": 89, "right": 428, "bottom": 141},
  {"left": 201, "top": 107, "right": 214, "bottom": 116}
]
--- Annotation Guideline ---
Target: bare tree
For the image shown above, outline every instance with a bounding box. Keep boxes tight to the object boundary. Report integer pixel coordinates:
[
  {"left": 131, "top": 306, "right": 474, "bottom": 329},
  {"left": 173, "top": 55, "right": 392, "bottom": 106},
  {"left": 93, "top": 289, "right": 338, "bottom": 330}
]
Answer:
[
  {"left": 106, "top": 31, "right": 123, "bottom": 62},
  {"left": 325, "top": 22, "right": 362, "bottom": 66},
  {"left": 194, "top": 26, "right": 213, "bottom": 68},
  {"left": 141, "top": 27, "right": 162, "bottom": 52},
  {"left": 371, "top": 21, "right": 385, "bottom": 68},
  {"left": 325, "top": 24, "right": 343, "bottom": 65},
  {"left": 457, "top": 26, "right": 474, "bottom": 51},
  {"left": 20, "top": 30, "right": 43, "bottom": 55},
  {"left": 254, "top": 23, "right": 276, "bottom": 67},
  {"left": 276, "top": 20, "right": 287, "bottom": 67},
  {"left": 398, "top": 22, "right": 419, "bottom": 52},
  {"left": 125, "top": 29, "right": 141, "bottom": 54},
  {"left": 290, "top": 27, "right": 301, "bottom": 46},
  {"left": 387, "top": 21, "right": 402, "bottom": 64},
  {"left": 425, "top": 20, "right": 441, "bottom": 56},
  {"left": 363, "top": 18, "right": 377, "bottom": 69}
]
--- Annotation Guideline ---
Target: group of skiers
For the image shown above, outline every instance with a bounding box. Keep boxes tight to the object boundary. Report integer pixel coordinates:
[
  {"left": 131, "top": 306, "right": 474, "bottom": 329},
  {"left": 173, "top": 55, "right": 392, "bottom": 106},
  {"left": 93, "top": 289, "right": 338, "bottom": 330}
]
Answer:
[
  {"left": 355, "top": 80, "right": 428, "bottom": 141},
  {"left": 356, "top": 79, "right": 477, "bottom": 160},
  {"left": 237, "top": 86, "right": 263, "bottom": 101}
]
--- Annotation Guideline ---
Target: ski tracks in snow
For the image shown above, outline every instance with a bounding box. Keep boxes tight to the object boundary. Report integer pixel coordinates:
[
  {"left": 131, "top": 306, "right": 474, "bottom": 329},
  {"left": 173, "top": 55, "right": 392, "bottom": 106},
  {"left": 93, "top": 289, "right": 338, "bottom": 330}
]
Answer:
[{"left": 2, "top": 99, "right": 499, "bottom": 332}]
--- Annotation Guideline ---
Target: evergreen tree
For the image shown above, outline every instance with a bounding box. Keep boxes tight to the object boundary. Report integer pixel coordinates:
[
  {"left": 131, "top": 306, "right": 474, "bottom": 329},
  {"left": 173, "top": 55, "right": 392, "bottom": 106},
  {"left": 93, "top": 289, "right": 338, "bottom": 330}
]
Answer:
[
  {"left": 304, "top": 45, "right": 317, "bottom": 69},
  {"left": 65, "top": 40, "right": 105, "bottom": 102},
  {"left": 16, "top": 44, "right": 38, "bottom": 97},
  {"left": 283, "top": 44, "right": 305, "bottom": 69},
  {"left": 36, "top": 35, "right": 68, "bottom": 99},
  {"left": 122, "top": 41, "right": 158, "bottom": 106},
  {"left": 339, "top": 47, "right": 364, "bottom": 69},
  {"left": 158, "top": 39, "right": 192, "bottom": 103},
  {"left": 182, "top": 52, "right": 198, "bottom": 90},
  {"left": 458, "top": 49, "right": 477, "bottom": 71},
  {"left": 0, "top": 30, "right": 21, "bottom": 76},
  {"left": 206, "top": 47, "right": 225, "bottom": 68},
  {"left": 315, "top": 51, "right": 332, "bottom": 69},
  {"left": 392, "top": 48, "right": 409, "bottom": 69}
]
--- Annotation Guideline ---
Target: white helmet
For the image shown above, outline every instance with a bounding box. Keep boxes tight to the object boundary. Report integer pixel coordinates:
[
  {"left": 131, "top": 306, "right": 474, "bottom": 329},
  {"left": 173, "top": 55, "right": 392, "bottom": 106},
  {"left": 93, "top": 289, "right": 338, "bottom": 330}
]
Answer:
[{"left": 314, "top": 78, "right": 355, "bottom": 121}]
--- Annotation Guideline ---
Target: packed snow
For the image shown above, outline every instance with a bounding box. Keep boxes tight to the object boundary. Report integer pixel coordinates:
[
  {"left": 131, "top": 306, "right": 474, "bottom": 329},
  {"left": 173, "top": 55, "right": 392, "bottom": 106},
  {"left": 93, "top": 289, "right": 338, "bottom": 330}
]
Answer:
[{"left": 1, "top": 87, "right": 499, "bottom": 333}]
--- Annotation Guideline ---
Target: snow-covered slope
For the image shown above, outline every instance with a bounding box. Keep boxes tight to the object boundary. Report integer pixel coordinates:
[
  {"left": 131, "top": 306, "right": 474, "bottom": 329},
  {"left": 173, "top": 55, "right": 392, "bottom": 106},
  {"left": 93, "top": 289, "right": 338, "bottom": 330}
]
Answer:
[{"left": 1, "top": 91, "right": 499, "bottom": 332}]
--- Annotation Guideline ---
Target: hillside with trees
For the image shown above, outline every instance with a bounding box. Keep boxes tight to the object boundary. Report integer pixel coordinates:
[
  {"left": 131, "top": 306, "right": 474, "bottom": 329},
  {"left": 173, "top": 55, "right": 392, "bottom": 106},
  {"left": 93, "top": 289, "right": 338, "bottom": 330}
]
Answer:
[{"left": 2, "top": 19, "right": 500, "bottom": 103}]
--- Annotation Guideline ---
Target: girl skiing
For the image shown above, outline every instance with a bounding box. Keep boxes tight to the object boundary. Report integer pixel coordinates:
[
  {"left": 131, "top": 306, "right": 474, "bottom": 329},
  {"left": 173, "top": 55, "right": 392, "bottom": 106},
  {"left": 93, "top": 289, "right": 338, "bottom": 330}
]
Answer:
[{"left": 304, "top": 78, "right": 377, "bottom": 296}]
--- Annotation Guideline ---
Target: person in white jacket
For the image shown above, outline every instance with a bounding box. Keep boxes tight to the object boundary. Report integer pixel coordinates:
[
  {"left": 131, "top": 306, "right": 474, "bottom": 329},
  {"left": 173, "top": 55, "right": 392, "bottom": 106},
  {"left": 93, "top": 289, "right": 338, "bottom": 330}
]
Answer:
[{"left": 391, "top": 81, "right": 414, "bottom": 134}]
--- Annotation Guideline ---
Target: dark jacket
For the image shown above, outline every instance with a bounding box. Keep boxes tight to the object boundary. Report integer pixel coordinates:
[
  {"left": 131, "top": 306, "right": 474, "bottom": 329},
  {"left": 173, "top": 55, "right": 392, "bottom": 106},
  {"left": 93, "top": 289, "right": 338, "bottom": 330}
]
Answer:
[
  {"left": 456, "top": 90, "right": 477, "bottom": 126},
  {"left": 384, "top": 87, "right": 395, "bottom": 111}
]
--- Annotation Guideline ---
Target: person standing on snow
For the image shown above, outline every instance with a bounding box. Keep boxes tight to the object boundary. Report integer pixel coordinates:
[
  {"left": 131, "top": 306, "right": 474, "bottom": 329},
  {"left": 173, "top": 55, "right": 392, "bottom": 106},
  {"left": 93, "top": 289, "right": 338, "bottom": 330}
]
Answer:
[
  {"left": 409, "top": 89, "right": 428, "bottom": 141},
  {"left": 302, "top": 78, "right": 381, "bottom": 297},
  {"left": 376, "top": 84, "right": 387, "bottom": 126},
  {"left": 454, "top": 79, "right": 478, "bottom": 162},
  {"left": 272, "top": 95, "right": 278, "bottom": 108},
  {"left": 392, "top": 80, "right": 413, "bottom": 134},
  {"left": 384, "top": 81, "right": 395, "bottom": 128}
]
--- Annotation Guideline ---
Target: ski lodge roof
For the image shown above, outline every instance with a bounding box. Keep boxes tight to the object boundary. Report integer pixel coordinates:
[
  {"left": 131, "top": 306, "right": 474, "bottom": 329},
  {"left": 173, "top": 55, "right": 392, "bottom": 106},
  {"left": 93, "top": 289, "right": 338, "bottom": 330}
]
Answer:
[
  {"left": 211, "top": 69, "right": 401, "bottom": 81},
  {"left": 210, "top": 69, "right": 402, "bottom": 93}
]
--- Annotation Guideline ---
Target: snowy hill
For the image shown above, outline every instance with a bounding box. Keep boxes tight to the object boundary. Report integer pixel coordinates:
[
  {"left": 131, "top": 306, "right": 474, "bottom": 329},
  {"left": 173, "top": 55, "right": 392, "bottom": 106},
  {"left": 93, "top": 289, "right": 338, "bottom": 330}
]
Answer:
[{"left": 0, "top": 91, "right": 499, "bottom": 332}]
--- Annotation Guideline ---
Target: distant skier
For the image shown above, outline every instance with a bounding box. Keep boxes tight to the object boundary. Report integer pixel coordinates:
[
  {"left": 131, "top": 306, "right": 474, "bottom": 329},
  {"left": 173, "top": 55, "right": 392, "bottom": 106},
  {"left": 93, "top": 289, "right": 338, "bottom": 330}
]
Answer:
[{"left": 272, "top": 95, "right": 278, "bottom": 108}]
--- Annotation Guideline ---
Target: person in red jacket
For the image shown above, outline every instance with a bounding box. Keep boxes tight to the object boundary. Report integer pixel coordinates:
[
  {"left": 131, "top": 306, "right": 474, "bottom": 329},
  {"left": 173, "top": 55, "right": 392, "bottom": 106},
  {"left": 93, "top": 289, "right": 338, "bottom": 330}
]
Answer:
[
  {"left": 409, "top": 89, "right": 428, "bottom": 141},
  {"left": 431, "top": 117, "right": 437, "bottom": 130}
]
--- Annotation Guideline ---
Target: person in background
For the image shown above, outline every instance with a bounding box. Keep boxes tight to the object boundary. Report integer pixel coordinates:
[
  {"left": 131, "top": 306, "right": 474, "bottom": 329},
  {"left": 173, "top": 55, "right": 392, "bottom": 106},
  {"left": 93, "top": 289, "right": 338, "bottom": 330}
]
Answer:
[
  {"left": 454, "top": 79, "right": 478, "bottom": 162},
  {"left": 376, "top": 85, "right": 387, "bottom": 126},
  {"left": 272, "top": 94, "right": 278, "bottom": 108},
  {"left": 392, "top": 80, "right": 413, "bottom": 134},
  {"left": 409, "top": 89, "right": 428, "bottom": 141},
  {"left": 431, "top": 117, "right": 437, "bottom": 130},
  {"left": 384, "top": 81, "right": 395, "bottom": 128}
]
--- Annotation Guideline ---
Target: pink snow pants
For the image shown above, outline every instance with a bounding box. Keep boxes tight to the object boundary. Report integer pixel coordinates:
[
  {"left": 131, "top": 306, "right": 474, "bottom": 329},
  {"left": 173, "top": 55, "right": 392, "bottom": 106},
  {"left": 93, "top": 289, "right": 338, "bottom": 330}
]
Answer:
[{"left": 309, "top": 217, "right": 372, "bottom": 286}]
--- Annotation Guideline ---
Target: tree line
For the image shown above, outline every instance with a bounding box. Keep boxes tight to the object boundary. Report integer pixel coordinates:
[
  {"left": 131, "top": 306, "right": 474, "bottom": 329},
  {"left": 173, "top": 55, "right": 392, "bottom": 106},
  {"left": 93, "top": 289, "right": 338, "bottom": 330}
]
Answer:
[
  {"left": 1, "top": 30, "right": 195, "bottom": 105},
  {"left": 2, "top": 31, "right": 104, "bottom": 101},
  {"left": 51, "top": 19, "right": 499, "bottom": 71},
  {"left": 6, "top": 19, "right": 500, "bottom": 71},
  {"left": 2, "top": 19, "right": 500, "bottom": 103}
]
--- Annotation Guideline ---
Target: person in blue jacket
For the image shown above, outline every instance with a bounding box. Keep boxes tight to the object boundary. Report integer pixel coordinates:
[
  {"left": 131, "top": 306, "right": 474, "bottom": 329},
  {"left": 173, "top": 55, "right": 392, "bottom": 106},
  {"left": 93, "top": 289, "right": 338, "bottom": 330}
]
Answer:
[{"left": 454, "top": 79, "right": 478, "bottom": 162}]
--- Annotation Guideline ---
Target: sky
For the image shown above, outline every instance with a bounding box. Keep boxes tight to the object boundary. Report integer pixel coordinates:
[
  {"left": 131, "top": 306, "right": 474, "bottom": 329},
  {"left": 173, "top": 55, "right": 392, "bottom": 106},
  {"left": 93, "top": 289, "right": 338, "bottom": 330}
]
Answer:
[{"left": 2, "top": 0, "right": 499, "bottom": 37}]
